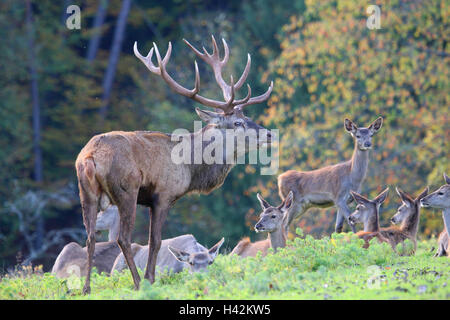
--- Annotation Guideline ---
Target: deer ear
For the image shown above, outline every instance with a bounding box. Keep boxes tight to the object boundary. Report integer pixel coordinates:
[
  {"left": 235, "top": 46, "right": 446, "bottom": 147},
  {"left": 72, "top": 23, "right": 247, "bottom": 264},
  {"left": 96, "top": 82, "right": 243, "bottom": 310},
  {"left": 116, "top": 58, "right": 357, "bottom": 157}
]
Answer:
[
  {"left": 208, "top": 237, "right": 224, "bottom": 258},
  {"left": 257, "top": 193, "right": 271, "bottom": 210},
  {"left": 396, "top": 187, "right": 413, "bottom": 207},
  {"left": 279, "top": 191, "right": 294, "bottom": 212},
  {"left": 350, "top": 190, "right": 370, "bottom": 204},
  {"left": 444, "top": 173, "right": 450, "bottom": 185},
  {"left": 374, "top": 187, "right": 389, "bottom": 205},
  {"left": 368, "top": 117, "right": 383, "bottom": 134},
  {"left": 344, "top": 119, "right": 357, "bottom": 134},
  {"left": 195, "top": 107, "right": 221, "bottom": 124},
  {"left": 168, "top": 246, "right": 190, "bottom": 262},
  {"left": 415, "top": 187, "right": 429, "bottom": 202}
]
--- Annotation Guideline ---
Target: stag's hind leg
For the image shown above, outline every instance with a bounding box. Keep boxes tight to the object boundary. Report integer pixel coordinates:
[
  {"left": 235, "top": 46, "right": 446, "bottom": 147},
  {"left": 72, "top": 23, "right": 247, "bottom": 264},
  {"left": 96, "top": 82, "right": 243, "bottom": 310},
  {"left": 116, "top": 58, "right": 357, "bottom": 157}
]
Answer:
[{"left": 76, "top": 158, "right": 100, "bottom": 295}]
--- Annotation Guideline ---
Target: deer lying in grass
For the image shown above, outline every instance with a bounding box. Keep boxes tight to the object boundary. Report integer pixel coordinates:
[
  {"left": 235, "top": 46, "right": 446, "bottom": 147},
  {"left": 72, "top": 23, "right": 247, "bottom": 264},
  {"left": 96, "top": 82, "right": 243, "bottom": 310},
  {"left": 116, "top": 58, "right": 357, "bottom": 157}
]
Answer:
[
  {"left": 51, "top": 206, "right": 121, "bottom": 278},
  {"left": 420, "top": 173, "right": 450, "bottom": 257},
  {"left": 76, "top": 36, "right": 273, "bottom": 293},
  {"left": 378, "top": 187, "right": 428, "bottom": 254},
  {"left": 111, "top": 235, "right": 224, "bottom": 274},
  {"left": 231, "top": 191, "right": 293, "bottom": 257},
  {"left": 278, "top": 117, "right": 383, "bottom": 233},
  {"left": 348, "top": 188, "right": 390, "bottom": 248}
]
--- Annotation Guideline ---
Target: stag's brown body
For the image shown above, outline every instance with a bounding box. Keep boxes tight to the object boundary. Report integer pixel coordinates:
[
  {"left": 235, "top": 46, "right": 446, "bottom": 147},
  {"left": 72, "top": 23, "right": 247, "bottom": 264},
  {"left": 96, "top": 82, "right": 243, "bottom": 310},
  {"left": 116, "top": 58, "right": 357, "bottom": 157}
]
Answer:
[{"left": 76, "top": 36, "right": 273, "bottom": 294}]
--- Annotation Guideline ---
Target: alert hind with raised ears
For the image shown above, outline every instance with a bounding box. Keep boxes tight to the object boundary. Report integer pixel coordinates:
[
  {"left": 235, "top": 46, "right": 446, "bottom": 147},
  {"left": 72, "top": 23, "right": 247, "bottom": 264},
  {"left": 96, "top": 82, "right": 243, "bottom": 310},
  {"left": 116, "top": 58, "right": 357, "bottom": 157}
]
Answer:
[{"left": 278, "top": 117, "right": 383, "bottom": 233}]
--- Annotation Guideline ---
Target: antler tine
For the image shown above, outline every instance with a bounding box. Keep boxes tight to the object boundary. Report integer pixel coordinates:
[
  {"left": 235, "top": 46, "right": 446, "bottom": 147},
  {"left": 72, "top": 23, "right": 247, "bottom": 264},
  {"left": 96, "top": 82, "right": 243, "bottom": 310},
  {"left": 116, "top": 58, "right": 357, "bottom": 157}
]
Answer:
[
  {"left": 235, "top": 81, "right": 274, "bottom": 110},
  {"left": 133, "top": 42, "right": 160, "bottom": 75},
  {"left": 221, "top": 38, "right": 229, "bottom": 66},
  {"left": 233, "top": 84, "right": 252, "bottom": 105},
  {"left": 235, "top": 53, "right": 251, "bottom": 90}
]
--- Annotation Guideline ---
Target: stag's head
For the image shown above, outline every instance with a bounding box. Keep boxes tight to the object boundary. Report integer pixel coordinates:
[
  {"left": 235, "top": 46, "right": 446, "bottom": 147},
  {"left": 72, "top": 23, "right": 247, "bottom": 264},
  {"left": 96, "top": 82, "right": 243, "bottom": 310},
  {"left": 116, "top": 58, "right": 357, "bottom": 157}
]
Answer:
[
  {"left": 344, "top": 117, "right": 383, "bottom": 151},
  {"left": 168, "top": 238, "right": 224, "bottom": 273},
  {"left": 391, "top": 186, "right": 428, "bottom": 224},
  {"left": 254, "top": 191, "right": 293, "bottom": 233},
  {"left": 348, "top": 188, "right": 389, "bottom": 226},
  {"left": 134, "top": 36, "right": 274, "bottom": 153},
  {"left": 420, "top": 173, "right": 450, "bottom": 209}
]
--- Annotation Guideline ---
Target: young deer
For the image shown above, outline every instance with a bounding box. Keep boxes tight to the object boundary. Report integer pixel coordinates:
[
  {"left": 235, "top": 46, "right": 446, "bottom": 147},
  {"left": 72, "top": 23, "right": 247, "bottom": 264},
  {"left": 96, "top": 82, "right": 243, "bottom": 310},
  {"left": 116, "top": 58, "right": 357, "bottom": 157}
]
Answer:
[
  {"left": 231, "top": 191, "right": 293, "bottom": 257},
  {"left": 420, "top": 173, "right": 450, "bottom": 257},
  {"left": 76, "top": 36, "right": 273, "bottom": 293},
  {"left": 380, "top": 186, "right": 429, "bottom": 254},
  {"left": 348, "top": 188, "right": 390, "bottom": 248},
  {"left": 111, "top": 236, "right": 224, "bottom": 274},
  {"left": 51, "top": 206, "right": 121, "bottom": 278},
  {"left": 278, "top": 117, "right": 383, "bottom": 233}
]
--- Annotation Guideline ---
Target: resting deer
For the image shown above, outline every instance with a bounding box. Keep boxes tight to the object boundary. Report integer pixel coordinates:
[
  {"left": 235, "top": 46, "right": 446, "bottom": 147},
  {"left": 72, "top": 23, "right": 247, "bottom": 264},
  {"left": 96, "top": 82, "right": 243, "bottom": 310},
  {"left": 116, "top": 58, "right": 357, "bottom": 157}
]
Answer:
[
  {"left": 379, "top": 186, "right": 428, "bottom": 254},
  {"left": 278, "top": 117, "right": 383, "bottom": 233},
  {"left": 420, "top": 173, "right": 450, "bottom": 257},
  {"left": 348, "top": 188, "right": 390, "bottom": 248},
  {"left": 111, "top": 236, "right": 224, "bottom": 274},
  {"left": 75, "top": 36, "right": 273, "bottom": 293},
  {"left": 231, "top": 191, "right": 293, "bottom": 257},
  {"left": 51, "top": 206, "right": 121, "bottom": 278}
]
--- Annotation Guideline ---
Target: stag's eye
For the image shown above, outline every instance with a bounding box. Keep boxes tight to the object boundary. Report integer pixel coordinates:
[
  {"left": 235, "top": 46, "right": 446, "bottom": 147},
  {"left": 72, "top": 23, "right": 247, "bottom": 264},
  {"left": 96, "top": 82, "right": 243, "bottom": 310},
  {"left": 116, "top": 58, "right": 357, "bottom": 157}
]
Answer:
[
  {"left": 208, "top": 261, "right": 213, "bottom": 265},
  {"left": 234, "top": 121, "right": 243, "bottom": 127},
  {"left": 438, "top": 192, "right": 444, "bottom": 196},
  {"left": 356, "top": 135, "right": 361, "bottom": 138},
  {"left": 271, "top": 215, "right": 276, "bottom": 219}
]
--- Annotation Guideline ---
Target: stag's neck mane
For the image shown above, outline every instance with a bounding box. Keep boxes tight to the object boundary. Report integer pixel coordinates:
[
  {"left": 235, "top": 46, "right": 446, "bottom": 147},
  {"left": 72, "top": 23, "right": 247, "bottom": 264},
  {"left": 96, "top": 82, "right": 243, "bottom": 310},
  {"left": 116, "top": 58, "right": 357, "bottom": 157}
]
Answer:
[{"left": 186, "top": 125, "right": 235, "bottom": 194}]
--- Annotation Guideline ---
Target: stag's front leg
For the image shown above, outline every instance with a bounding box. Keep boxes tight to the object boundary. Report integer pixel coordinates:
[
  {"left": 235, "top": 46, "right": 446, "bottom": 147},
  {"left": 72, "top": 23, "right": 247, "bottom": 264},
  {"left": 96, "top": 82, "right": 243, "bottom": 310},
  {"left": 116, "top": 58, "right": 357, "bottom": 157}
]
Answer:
[
  {"left": 116, "top": 198, "right": 141, "bottom": 290},
  {"left": 144, "top": 204, "right": 169, "bottom": 283}
]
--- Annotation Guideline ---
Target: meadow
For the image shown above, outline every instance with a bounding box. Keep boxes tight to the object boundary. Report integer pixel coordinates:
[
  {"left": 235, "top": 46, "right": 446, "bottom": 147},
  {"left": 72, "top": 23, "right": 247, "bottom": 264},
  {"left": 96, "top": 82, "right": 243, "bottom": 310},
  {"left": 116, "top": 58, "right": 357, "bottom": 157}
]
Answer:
[{"left": 1, "top": 230, "right": 448, "bottom": 300}]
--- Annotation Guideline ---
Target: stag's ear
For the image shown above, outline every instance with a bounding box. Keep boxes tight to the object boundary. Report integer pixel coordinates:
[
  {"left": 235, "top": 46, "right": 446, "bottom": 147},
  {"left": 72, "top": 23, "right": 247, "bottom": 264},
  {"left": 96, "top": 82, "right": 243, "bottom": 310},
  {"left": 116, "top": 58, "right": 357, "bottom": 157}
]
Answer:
[
  {"left": 368, "top": 117, "right": 383, "bottom": 134},
  {"left": 350, "top": 190, "right": 370, "bottom": 205},
  {"left": 279, "top": 191, "right": 294, "bottom": 212},
  {"left": 208, "top": 238, "right": 224, "bottom": 259},
  {"left": 444, "top": 173, "right": 450, "bottom": 185},
  {"left": 415, "top": 187, "right": 429, "bottom": 202},
  {"left": 257, "top": 193, "right": 271, "bottom": 210},
  {"left": 195, "top": 107, "right": 221, "bottom": 124},
  {"left": 344, "top": 119, "right": 357, "bottom": 134},
  {"left": 396, "top": 187, "right": 413, "bottom": 207},
  {"left": 373, "top": 187, "right": 389, "bottom": 205},
  {"left": 168, "top": 246, "right": 190, "bottom": 262}
]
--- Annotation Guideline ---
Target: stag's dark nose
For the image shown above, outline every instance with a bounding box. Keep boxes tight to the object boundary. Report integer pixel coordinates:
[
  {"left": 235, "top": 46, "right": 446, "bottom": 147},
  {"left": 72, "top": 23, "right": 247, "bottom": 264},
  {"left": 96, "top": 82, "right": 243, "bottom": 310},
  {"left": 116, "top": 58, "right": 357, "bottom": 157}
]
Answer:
[
  {"left": 390, "top": 217, "right": 396, "bottom": 224},
  {"left": 364, "top": 142, "right": 372, "bottom": 148}
]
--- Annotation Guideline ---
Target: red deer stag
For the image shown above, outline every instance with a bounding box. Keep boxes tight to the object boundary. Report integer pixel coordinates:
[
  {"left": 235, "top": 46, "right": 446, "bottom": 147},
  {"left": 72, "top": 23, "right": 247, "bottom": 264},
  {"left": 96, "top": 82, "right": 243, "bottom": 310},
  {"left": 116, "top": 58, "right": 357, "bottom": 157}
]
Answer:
[
  {"left": 421, "top": 173, "right": 450, "bottom": 257},
  {"left": 278, "top": 117, "right": 383, "bottom": 233},
  {"left": 75, "top": 36, "right": 273, "bottom": 293},
  {"left": 348, "top": 188, "right": 390, "bottom": 248}
]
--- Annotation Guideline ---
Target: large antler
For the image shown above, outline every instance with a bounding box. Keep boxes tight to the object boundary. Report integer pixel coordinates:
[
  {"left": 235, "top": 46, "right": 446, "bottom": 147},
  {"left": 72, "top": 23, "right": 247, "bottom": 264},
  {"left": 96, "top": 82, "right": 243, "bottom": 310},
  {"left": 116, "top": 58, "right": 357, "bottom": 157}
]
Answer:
[{"left": 133, "top": 36, "right": 273, "bottom": 115}]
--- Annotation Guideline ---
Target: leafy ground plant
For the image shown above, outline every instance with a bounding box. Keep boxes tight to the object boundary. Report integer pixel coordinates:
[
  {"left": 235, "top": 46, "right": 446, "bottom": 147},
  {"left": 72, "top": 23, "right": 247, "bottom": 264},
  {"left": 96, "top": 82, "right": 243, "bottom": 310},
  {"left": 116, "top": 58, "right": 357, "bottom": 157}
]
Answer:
[{"left": 0, "top": 231, "right": 448, "bottom": 300}]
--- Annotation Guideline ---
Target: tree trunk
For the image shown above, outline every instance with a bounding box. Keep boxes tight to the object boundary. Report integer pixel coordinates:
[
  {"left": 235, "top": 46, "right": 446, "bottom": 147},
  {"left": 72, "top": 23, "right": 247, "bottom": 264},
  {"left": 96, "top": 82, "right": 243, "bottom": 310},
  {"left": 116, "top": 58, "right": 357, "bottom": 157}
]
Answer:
[
  {"left": 86, "top": 0, "right": 109, "bottom": 62},
  {"left": 99, "top": 0, "right": 131, "bottom": 122},
  {"left": 26, "top": 0, "right": 44, "bottom": 251}
]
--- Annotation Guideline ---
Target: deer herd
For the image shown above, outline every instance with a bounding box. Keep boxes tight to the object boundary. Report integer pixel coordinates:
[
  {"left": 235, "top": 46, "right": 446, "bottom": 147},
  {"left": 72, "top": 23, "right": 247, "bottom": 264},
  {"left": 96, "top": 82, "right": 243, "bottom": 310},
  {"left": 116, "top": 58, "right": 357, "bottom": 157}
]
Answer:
[{"left": 50, "top": 36, "right": 449, "bottom": 294}]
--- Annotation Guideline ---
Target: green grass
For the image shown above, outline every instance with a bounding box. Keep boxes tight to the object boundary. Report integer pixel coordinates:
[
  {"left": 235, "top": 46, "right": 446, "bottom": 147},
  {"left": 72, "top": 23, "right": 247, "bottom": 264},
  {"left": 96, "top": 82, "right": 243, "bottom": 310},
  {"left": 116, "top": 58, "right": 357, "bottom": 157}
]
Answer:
[{"left": 1, "top": 231, "right": 449, "bottom": 300}]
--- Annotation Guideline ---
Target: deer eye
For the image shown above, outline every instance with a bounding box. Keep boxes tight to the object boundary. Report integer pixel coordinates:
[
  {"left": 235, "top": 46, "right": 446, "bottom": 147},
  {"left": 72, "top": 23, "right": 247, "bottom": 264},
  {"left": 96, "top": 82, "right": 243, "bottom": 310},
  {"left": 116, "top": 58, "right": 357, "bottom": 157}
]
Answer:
[
  {"left": 208, "top": 261, "right": 213, "bottom": 265},
  {"left": 234, "top": 121, "right": 243, "bottom": 127},
  {"left": 356, "top": 135, "right": 361, "bottom": 138},
  {"left": 271, "top": 215, "right": 276, "bottom": 219},
  {"left": 438, "top": 192, "right": 444, "bottom": 196}
]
